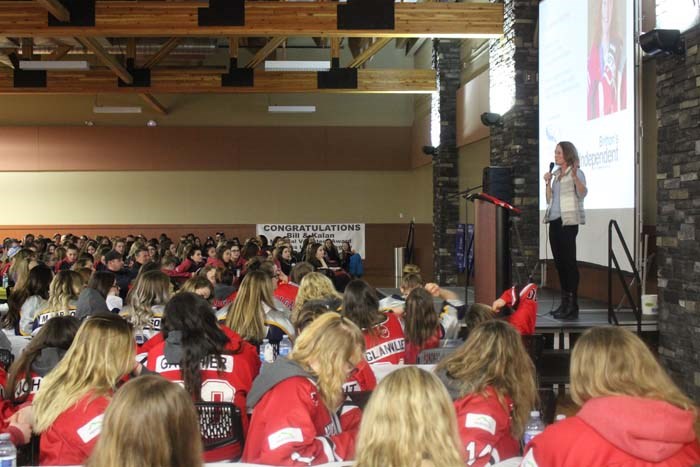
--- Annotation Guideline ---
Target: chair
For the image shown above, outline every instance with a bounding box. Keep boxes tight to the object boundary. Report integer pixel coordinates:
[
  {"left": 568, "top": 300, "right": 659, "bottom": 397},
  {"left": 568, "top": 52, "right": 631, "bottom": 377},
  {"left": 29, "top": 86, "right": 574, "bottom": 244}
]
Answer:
[
  {"left": 195, "top": 402, "right": 245, "bottom": 461},
  {"left": 416, "top": 346, "right": 458, "bottom": 364},
  {"left": 0, "top": 348, "right": 14, "bottom": 370}
]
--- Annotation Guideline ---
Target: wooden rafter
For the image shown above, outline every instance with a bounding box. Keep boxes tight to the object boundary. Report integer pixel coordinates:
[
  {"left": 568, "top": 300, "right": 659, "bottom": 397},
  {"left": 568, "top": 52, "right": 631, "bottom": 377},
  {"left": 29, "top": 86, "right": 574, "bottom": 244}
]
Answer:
[
  {"left": 348, "top": 38, "right": 391, "bottom": 68},
  {"left": 140, "top": 93, "right": 168, "bottom": 115},
  {"left": 142, "top": 38, "right": 180, "bottom": 69},
  {"left": 245, "top": 37, "right": 286, "bottom": 69},
  {"left": 0, "top": 68, "right": 436, "bottom": 94},
  {"left": 0, "top": 2, "right": 504, "bottom": 38},
  {"left": 330, "top": 37, "right": 340, "bottom": 62},
  {"left": 76, "top": 36, "right": 133, "bottom": 84},
  {"left": 35, "top": 0, "right": 70, "bottom": 23},
  {"left": 44, "top": 43, "right": 72, "bottom": 60}
]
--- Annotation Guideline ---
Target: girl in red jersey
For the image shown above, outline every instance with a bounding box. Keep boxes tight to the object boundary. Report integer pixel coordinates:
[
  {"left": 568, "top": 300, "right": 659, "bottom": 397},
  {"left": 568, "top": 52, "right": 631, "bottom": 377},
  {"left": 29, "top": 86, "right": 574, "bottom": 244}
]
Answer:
[
  {"left": 32, "top": 314, "right": 138, "bottom": 466},
  {"left": 6, "top": 316, "right": 80, "bottom": 405},
  {"left": 146, "top": 292, "right": 259, "bottom": 461},
  {"left": 492, "top": 282, "right": 538, "bottom": 336},
  {"left": 436, "top": 320, "right": 537, "bottom": 467},
  {"left": 402, "top": 288, "right": 443, "bottom": 364},
  {"left": 243, "top": 312, "right": 364, "bottom": 465},
  {"left": 522, "top": 326, "right": 700, "bottom": 467},
  {"left": 342, "top": 280, "right": 406, "bottom": 366}
]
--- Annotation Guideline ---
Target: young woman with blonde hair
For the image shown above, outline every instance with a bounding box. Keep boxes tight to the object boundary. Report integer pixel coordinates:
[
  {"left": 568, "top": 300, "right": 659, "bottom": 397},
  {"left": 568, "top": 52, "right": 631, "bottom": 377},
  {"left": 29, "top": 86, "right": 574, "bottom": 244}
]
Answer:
[
  {"left": 86, "top": 375, "right": 203, "bottom": 467},
  {"left": 243, "top": 312, "right": 364, "bottom": 465},
  {"left": 224, "top": 269, "right": 294, "bottom": 345},
  {"left": 33, "top": 314, "right": 137, "bottom": 465},
  {"left": 356, "top": 367, "right": 463, "bottom": 467},
  {"left": 120, "top": 269, "right": 171, "bottom": 345},
  {"left": 523, "top": 326, "right": 700, "bottom": 466},
  {"left": 32, "top": 269, "right": 84, "bottom": 334},
  {"left": 436, "top": 320, "right": 537, "bottom": 466},
  {"left": 292, "top": 272, "right": 342, "bottom": 322}
]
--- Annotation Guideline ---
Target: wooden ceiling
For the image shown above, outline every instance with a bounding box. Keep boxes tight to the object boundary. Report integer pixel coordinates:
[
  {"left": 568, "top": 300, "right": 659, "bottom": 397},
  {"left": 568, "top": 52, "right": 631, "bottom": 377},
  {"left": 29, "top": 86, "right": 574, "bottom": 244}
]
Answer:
[{"left": 0, "top": 1, "right": 503, "bottom": 115}]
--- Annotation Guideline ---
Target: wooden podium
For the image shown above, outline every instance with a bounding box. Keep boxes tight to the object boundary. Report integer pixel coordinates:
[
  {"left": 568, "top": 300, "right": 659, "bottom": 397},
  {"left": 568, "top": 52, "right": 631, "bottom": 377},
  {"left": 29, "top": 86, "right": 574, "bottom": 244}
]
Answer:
[{"left": 470, "top": 193, "right": 520, "bottom": 305}]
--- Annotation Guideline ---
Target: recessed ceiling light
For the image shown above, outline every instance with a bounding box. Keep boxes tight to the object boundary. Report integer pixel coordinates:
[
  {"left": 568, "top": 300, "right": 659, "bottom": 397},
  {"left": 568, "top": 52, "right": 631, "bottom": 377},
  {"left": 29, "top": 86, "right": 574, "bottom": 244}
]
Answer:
[
  {"left": 92, "top": 106, "right": 142, "bottom": 114},
  {"left": 268, "top": 105, "right": 316, "bottom": 113},
  {"left": 264, "top": 61, "right": 331, "bottom": 72}
]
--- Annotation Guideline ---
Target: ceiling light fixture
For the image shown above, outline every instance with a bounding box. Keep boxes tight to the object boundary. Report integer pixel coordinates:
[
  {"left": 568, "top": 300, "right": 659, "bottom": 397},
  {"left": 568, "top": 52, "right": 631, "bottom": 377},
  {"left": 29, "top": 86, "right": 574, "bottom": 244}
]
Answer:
[
  {"left": 19, "top": 60, "right": 90, "bottom": 71},
  {"left": 92, "top": 106, "right": 143, "bottom": 114},
  {"left": 268, "top": 105, "right": 317, "bottom": 113},
  {"left": 264, "top": 60, "right": 331, "bottom": 72}
]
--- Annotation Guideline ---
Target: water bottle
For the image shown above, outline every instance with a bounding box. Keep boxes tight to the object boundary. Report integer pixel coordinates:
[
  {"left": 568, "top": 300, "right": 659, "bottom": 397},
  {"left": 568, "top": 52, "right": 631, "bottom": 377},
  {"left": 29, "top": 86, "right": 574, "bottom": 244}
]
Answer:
[
  {"left": 0, "top": 433, "right": 17, "bottom": 467},
  {"left": 555, "top": 414, "right": 566, "bottom": 422},
  {"left": 278, "top": 335, "right": 292, "bottom": 358},
  {"left": 1, "top": 275, "right": 8, "bottom": 290},
  {"left": 522, "top": 411, "right": 545, "bottom": 445},
  {"left": 263, "top": 340, "right": 275, "bottom": 363},
  {"left": 259, "top": 339, "right": 269, "bottom": 363}
]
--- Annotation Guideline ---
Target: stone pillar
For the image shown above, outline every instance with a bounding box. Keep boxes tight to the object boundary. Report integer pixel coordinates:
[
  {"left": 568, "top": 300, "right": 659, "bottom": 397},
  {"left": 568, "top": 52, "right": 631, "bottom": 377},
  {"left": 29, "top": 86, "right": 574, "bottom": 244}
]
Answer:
[
  {"left": 432, "top": 39, "right": 460, "bottom": 286},
  {"left": 655, "top": 24, "right": 700, "bottom": 402},
  {"left": 488, "top": 0, "right": 540, "bottom": 283}
]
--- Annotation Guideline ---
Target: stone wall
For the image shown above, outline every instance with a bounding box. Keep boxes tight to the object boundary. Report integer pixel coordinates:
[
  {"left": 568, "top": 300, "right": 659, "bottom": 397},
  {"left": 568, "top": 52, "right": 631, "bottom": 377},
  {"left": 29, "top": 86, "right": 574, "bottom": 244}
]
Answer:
[
  {"left": 488, "top": 0, "right": 540, "bottom": 283},
  {"left": 432, "top": 39, "right": 461, "bottom": 286},
  {"left": 656, "top": 23, "right": 700, "bottom": 402}
]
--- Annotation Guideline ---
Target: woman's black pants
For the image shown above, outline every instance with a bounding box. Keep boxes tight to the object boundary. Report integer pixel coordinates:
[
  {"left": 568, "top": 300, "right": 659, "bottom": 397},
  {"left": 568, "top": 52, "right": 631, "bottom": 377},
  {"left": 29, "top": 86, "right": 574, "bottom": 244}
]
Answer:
[{"left": 548, "top": 218, "right": 579, "bottom": 294}]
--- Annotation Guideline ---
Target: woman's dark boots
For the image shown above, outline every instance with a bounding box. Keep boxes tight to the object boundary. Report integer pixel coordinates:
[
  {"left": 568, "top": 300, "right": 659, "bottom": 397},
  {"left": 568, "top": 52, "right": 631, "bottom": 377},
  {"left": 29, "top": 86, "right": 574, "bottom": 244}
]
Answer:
[
  {"left": 552, "top": 290, "right": 569, "bottom": 316},
  {"left": 553, "top": 292, "right": 579, "bottom": 320}
]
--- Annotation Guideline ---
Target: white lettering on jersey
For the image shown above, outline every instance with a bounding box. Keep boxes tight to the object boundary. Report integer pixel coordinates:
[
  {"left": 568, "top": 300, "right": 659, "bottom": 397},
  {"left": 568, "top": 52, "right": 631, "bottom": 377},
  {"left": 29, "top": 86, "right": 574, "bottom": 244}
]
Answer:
[
  {"left": 521, "top": 448, "right": 539, "bottom": 466},
  {"left": 365, "top": 338, "right": 405, "bottom": 363},
  {"left": 154, "top": 354, "right": 234, "bottom": 373},
  {"left": 14, "top": 376, "right": 42, "bottom": 398},
  {"left": 465, "top": 441, "right": 499, "bottom": 466},
  {"left": 342, "top": 381, "right": 360, "bottom": 393},
  {"left": 268, "top": 427, "right": 304, "bottom": 450},
  {"left": 200, "top": 379, "right": 236, "bottom": 403},
  {"left": 465, "top": 413, "right": 497, "bottom": 435},
  {"left": 77, "top": 414, "right": 104, "bottom": 444}
]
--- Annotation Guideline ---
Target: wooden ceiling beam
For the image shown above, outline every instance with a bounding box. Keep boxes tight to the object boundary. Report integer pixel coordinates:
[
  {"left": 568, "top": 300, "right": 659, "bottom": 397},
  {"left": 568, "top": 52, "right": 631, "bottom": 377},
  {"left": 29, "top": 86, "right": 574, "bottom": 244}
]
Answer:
[
  {"left": 0, "top": 2, "right": 504, "bottom": 38},
  {"left": 140, "top": 93, "right": 168, "bottom": 115},
  {"left": 0, "top": 68, "right": 436, "bottom": 94},
  {"left": 245, "top": 37, "right": 286, "bottom": 69},
  {"left": 348, "top": 37, "right": 391, "bottom": 68},
  {"left": 142, "top": 38, "right": 180, "bottom": 69},
  {"left": 76, "top": 36, "right": 133, "bottom": 84},
  {"left": 35, "top": 0, "right": 70, "bottom": 23},
  {"left": 44, "top": 43, "right": 72, "bottom": 60}
]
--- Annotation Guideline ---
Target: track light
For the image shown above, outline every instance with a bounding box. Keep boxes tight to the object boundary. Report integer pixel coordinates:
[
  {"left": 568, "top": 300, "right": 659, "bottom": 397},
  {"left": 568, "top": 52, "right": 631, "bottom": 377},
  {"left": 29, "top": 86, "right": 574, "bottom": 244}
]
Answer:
[
  {"left": 639, "top": 29, "right": 685, "bottom": 56},
  {"left": 480, "top": 112, "right": 504, "bottom": 127}
]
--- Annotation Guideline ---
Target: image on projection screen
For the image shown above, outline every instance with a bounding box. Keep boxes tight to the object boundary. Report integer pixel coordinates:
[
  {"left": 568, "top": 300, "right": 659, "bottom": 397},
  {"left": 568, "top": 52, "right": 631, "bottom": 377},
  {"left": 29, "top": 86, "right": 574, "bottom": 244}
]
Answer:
[{"left": 539, "top": 0, "right": 636, "bottom": 269}]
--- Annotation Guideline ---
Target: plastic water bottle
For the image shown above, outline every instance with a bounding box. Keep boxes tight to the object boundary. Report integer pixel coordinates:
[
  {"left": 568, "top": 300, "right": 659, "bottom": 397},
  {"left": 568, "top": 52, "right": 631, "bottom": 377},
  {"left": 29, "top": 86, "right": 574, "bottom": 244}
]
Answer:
[
  {"left": 263, "top": 340, "right": 275, "bottom": 363},
  {"left": 278, "top": 335, "right": 292, "bottom": 358},
  {"left": 1, "top": 275, "right": 8, "bottom": 290},
  {"left": 259, "top": 339, "right": 270, "bottom": 363},
  {"left": 522, "top": 411, "right": 545, "bottom": 445},
  {"left": 0, "top": 433, "right": 17, "bottom": 467}
]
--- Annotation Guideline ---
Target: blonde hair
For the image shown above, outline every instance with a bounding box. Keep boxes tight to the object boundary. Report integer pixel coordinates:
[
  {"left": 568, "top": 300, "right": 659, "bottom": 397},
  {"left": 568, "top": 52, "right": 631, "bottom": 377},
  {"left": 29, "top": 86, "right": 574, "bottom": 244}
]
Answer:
[
  {"left": 44, "top": 270, "right": 84, "bottom": 313},
  {"left": 356, "top": 367, "right": 463, "bottom": 467},
  {"left": 402, "top": 264, "right": 421, "bottom": 275},
  {"left": 33, "top": 315, "right": 136, "bottom": 432},
  {"left": 86, "top": 375, "right": 203, "bottom": 467},
  {"left": 225, "top": 270, "right": 274, "bottom": 342},
  {"left": 290, "top": 312, "right": 364, "bottom": 410},
  {"left": 292, "top": 272, "right": 341, "bottom": 320},
  {"left": 9, "top": 249, "right": 36, "bottom": 290},
  {"left": 571, "top": 326, "right": 695, "bottom": 410},
  {"left": 436, "top": 320, "right": 537, "bottom": 438},
  {"left": 124, "top": 270, "right": 171, "bottom": 331}
]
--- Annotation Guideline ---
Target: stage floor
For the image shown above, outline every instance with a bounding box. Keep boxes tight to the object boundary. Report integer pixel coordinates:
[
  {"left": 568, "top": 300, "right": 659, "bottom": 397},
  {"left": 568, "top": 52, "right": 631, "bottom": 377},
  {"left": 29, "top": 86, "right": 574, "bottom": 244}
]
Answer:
[{"left": 376, "top": 286, "right": 658, "bottom": 333}]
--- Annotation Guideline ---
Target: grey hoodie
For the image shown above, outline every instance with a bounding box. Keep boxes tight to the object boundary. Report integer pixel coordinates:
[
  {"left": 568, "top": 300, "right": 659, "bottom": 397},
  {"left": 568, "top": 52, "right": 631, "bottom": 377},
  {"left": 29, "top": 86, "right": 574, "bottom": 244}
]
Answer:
[
  {"left": 31, "top": 347, "right": 66, "bottom": 377},
  {"left": 435, "top": 367, "right": 464, "bottom": 401},
  {"left": 246, "top": 357, "right": 314, "bottom": 410},
  {"left": 75, "top": 287, "right": 111, "bottom": 321}
]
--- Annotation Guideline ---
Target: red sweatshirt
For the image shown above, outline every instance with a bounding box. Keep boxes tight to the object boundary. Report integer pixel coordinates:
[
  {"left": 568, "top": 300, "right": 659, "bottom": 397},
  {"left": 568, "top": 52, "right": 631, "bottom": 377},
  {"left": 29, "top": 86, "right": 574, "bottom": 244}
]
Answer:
[
  {"left": 363, "top": 313, "right": 406, "bottom": 365},
  {"left": 523, "top": 396, "right": 700, "bottom": 466},
  {"left": 498, "top": 283, "right": 537, "bottom": 336},
  {"left": 40, "top": 392, "right": 110, "bottom": 466}
]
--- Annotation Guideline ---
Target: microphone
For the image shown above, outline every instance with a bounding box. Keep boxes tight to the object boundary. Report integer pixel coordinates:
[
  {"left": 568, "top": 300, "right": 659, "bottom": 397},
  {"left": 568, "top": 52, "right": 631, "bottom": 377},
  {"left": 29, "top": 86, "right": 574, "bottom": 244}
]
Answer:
[{"left": 549, "top": 162, "right": 555, "bottom": 173}]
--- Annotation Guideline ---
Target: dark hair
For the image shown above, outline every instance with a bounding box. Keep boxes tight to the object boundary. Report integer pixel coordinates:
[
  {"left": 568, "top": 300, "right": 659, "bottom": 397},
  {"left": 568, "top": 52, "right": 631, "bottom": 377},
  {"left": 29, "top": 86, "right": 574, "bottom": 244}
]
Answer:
[
  {"left": 294, "top": 299, "right": 332, "bottom": 334},
  {"left": 215, "top": 245, "right": 230, "bottom": 263},
  {"left": 241, "top": 242, "right": 260, "bottom": 260},
  {"left": 306, "top": 242, "right": 323, "bottom": 263},
  {"left": 290, "top": 262, "right": 314, "bottom": 284},
  {"left": 6, "top": 316, "right": 80, "bottom": 404},
  {"left": 341, "top": 280, "right": 383, "bottom": 333},
  {"left": 162, "top": 293, "right": 230, "bottom": 401},
  {"left": 183, "top": 244, "right": 202, "bottom": 261},
  {"left": 219, "top": 268, "right": 235, "bottom": 286},
  {"left": 3, "top": 264, "right": 53, "bottom": 331},
  {"left": 404, "top": 288, "right": 439, "bottom": 347},
  {"left": 245, "top": 257, "right": 275, "bottom": 278},
  {"left": 401, "top": 273, "right": 424, "bottom": 292},
  {"left": 65, "top": 243, "right": 78, "bottom": 252},
  {"left": 464, "top": 303, "right": 495, "bottom": 337},
  {"left": 88, "top": 271, "right": 116, "bottom": 298}
]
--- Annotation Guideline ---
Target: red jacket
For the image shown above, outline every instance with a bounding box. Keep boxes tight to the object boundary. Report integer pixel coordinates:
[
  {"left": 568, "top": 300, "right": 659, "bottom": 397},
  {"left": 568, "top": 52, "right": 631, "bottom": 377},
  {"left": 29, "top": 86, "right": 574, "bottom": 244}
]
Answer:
[
  {"left": 40, "top": 392, "right": 110, "bottom": 466},
  {"left": 342, "top": 360, "right": 376, "bottom": 393},
  {"left": 206, "top": 257, "right": 225, "bottom": 269},
  {"left": 363, "top": 313, "right": 406, "bottom": 365},
  {"left": 523, "top": 396, "right": 700, "bottom": 467},
  {"left": 498, "top": 283, "right": 537, "bottom": 336},
  {"left": 452, "top": 386, "right": 519, "bottom": 467},
  {"left": 243, "top": 360, "right": 361, "bottom": 465},
  {"left": 274, "top": 283, "right": 299, "bottom": 310},
  {"left": 145, "top": 325, "right": 260, "bottom": 461}
]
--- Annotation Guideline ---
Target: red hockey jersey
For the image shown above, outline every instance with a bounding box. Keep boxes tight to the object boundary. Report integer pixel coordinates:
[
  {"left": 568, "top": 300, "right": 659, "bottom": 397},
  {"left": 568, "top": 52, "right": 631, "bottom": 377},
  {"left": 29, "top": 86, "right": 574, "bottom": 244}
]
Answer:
[
  {"left": 523, "top": 396, "right": 700, "bottom": 467},
  {"left": 342, "top": 359, "right": 376, "bottom": 393},
  {"left": 363, "top": 313, "right": 406, "bottom": 366},
  {"left": 274, "top": 283, "right": 299, "bottom": 310},
  {"left": 498, "top": 283, "right": 537, "bottom": 336},
  {"left": 39, "top": 392, "right": 110, "bottom": 466},
  {"left": 454, "top": 386, "right": 519, "bottom": 467}
]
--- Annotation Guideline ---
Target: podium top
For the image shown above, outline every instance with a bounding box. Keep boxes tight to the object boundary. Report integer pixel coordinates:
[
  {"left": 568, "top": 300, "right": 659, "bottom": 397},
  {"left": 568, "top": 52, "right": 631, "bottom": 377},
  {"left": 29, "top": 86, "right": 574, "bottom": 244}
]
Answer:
[{"left": 467, "top": 192, "right": 521, "bottom": 214}]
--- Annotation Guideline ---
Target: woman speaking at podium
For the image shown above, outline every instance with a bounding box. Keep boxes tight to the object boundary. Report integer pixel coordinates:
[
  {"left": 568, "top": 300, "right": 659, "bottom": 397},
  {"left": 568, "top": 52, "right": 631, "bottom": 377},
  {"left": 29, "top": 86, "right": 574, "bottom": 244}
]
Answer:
[{"left": 543, "top": 142, "right": 588, "bottom": 320}]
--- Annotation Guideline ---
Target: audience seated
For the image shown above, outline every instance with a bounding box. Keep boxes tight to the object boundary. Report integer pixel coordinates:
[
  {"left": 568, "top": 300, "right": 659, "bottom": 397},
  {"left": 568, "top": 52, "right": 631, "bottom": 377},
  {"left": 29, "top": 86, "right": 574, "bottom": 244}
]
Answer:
[
  {"left": 180, "top": 275, "right": 215, "bottom": 302},
  {"left": 292, "top": 272, "right": 342, "bottom": 324},
  {"left": 10, "top": 264, "right": 52, "bottom": 337},
  {"left": 522, "top": 326, "right": 700, "bottom": 466},
  {"left": 32, "top": 270, "right": 83, "bottom": 335},
  {"left": 243, "top": 312, "right": 363, "bottom": 465},
  {"left": 355, "top": 367, "right": 464, "bottom": 467},
  {"left": 86, "top": 375, "right": 203, "bottom": 467},
  {"left": 75, "top": 271, "right": 115, "bottom": 320},
  {"left": 175, "top": 245, "right": 204, "bottom": 275},
  {"left": 120, "top": 270, "right": 171, "bottom": 345},
  {"left": 436, "top": 320, "right": 537, "bottom": 466}
]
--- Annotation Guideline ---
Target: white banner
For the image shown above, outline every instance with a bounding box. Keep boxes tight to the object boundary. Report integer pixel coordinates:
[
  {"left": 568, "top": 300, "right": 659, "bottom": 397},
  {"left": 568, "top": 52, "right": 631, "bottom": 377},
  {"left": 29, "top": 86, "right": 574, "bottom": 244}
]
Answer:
[{"left": 256, "top": 223, "right": 366, "bottom": 258}]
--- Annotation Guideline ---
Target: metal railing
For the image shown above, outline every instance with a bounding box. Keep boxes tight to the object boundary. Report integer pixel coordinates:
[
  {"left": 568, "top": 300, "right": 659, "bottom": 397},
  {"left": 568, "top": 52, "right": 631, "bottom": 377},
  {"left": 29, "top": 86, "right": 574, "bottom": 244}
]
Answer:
[{"left": 607, "top": 220, "right": 642, "bottom": 334}]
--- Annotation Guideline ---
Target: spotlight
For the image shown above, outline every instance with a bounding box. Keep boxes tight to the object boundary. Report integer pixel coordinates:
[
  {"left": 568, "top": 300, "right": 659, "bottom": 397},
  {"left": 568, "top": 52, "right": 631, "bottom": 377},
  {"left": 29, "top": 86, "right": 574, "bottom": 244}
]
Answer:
[
  {"left": 639, "top": 29, "right": 685, "bottom": 56},
  {"left": 146, "top": 120, "right": 157, "bottom": 127},
  {"left": 422, "top": 146, "right": 438, "bottom": 156},
  {"left": 480, "top": 112, "right": 504, "bottom": 127}
]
